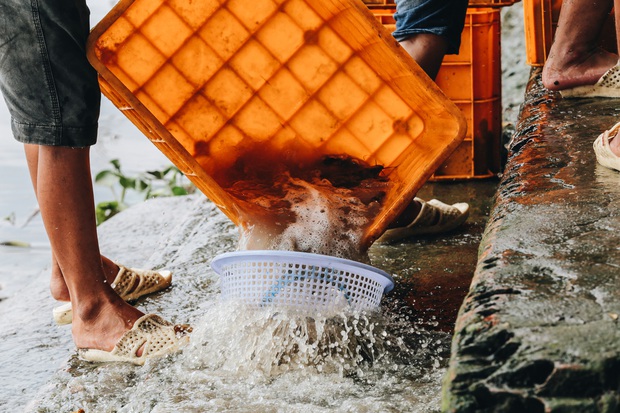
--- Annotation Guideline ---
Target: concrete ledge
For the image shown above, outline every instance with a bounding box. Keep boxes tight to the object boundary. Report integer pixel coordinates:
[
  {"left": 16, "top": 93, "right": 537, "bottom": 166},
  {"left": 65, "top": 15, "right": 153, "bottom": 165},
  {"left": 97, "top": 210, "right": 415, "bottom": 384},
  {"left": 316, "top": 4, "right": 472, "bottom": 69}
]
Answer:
[{"left": 442, "top": 68, "right": 620, "bottom": 412}]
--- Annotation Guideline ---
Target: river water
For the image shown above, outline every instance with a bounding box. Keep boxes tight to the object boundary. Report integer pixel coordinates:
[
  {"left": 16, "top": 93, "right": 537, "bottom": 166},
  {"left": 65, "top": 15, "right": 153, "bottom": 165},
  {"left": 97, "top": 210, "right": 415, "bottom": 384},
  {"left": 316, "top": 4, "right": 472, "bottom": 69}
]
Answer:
[{"left": 0, "top": 2, "right": 528, "bottom": 412}]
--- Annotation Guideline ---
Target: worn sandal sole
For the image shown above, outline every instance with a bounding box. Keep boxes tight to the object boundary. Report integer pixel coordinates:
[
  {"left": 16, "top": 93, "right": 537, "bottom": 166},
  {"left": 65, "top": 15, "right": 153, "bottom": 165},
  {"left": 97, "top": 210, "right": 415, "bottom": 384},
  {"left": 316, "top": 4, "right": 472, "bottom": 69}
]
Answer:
[{"left": 53, "top": 266, "right": 172, "bottom": 325}]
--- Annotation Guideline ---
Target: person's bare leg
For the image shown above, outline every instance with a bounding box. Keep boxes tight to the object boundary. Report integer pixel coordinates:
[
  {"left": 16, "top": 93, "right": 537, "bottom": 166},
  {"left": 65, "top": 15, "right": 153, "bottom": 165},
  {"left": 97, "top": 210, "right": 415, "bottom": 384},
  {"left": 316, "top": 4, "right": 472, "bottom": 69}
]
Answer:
[
  {"left": 542, "top": 0, "right": 617, "bottom": 91},
  {"left": 389, "top": 33, "right": 449, "bottom": 228},
  {"left": 399, "top": 33, "right": 449, "bottom": 81},
  {"left": 35, "top": 145, "right": 143, "bottom": 351},
  {"left": 24, "top": 144, "right": 127, "bottom": 303}
]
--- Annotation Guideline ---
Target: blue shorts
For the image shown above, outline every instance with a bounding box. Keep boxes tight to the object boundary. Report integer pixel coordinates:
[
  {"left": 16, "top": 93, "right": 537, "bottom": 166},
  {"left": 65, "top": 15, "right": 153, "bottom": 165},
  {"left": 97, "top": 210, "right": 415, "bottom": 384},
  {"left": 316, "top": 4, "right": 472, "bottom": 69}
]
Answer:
[
  {"left": 0, "top": 0, "right": 100, "bottom": 147},
  {"left": 392, "top": 0, "right": 469, "bottom": 55}
]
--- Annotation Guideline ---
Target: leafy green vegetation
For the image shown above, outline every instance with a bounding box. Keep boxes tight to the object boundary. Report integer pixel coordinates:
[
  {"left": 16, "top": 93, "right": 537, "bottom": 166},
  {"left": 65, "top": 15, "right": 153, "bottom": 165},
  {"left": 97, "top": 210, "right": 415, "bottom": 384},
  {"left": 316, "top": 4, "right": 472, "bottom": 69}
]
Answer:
[{"left": 94, "top": 159, "right": 195, "bottom": 225}]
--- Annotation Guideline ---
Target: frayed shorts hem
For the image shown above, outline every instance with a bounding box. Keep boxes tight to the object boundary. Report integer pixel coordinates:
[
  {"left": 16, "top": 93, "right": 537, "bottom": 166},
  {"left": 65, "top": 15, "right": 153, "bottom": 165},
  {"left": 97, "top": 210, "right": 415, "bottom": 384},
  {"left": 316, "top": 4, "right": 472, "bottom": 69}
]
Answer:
[
  {"left": 391, "top": 0, "right": 468, "bottom": 55},
  {"left": 391, "top": 28, "right": 458, "bottom": 52},
  {"left": 11, "top": 120, "right": 98, "bottom": 148}
]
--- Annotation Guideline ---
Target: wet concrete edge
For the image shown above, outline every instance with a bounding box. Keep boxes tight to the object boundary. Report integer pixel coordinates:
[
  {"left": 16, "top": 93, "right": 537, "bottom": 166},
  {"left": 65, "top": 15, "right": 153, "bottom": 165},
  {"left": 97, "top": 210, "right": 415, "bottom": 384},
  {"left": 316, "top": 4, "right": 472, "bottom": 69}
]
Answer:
[{"left": 441, "top": 67, "right": 620, "bottom": 413}]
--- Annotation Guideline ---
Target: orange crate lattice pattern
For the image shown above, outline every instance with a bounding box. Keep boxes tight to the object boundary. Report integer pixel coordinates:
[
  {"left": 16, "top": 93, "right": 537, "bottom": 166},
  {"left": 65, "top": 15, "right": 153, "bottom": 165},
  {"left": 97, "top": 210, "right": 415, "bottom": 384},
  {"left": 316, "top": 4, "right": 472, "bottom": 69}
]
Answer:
[{"left": 88, "top": 0, "right": 467, "bottom": 245}]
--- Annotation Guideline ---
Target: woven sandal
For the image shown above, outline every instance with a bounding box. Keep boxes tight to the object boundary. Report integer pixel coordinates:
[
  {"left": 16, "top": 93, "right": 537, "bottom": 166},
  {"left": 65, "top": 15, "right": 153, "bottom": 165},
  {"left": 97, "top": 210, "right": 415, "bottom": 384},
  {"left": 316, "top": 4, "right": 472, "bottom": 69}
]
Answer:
[
  {"left": 593, "top": 121, "right": 620, "bottom": 172},
  {"left": 375, "top": 197, "right": 470, "bottom": 244},
  {"left": 561, "top": 61, "right": 620, "bottom": 98},
  {"left": 77, "top": 314, "right": 192, "bottom": 365},
  {"left": 53, "top": 265, "right": 173, "bottom": 325}
]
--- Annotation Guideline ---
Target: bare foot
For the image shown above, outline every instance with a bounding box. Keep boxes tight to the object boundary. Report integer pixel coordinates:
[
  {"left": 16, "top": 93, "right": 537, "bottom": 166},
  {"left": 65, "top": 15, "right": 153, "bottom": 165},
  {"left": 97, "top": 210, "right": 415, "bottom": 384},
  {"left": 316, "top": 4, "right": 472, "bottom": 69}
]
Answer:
[
  {"left": 51, "top": 255, "right": 122, "bottom": 302},
  {"left": 542, "top": 47, "right": 618, "bottom": 91},
  {"left": 72, "top": 293, "right": 144, "bottom": 352}
]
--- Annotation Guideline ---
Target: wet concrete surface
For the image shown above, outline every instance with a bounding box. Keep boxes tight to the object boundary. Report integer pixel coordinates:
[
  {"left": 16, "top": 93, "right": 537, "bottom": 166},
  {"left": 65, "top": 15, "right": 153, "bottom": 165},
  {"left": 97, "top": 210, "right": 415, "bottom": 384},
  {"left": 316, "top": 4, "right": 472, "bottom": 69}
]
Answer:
[{"left": 442, "top": 68, "right": 620, "bottom": 412}]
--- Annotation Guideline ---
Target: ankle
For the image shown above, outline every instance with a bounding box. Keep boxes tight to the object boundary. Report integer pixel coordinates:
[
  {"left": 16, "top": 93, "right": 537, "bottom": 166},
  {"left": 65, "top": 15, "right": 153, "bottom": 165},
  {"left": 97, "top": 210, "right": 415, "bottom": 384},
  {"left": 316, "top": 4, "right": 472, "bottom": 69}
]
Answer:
[
  {"left": 71, "top": 300, "right": 143, "bottom": 351},
  {"left": 73, "top": 292, "right": 124, "bottom": 324},
  {"left": 50, "top": 267, "right": 70, "bottom": 301}
]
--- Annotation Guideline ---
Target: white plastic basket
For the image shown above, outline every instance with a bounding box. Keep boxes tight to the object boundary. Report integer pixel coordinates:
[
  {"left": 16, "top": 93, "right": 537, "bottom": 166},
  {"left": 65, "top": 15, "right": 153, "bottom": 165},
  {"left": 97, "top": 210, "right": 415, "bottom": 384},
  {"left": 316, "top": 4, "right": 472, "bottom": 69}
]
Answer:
[{"left": 211, "top": 250, "right": 394, "bottom": 313}]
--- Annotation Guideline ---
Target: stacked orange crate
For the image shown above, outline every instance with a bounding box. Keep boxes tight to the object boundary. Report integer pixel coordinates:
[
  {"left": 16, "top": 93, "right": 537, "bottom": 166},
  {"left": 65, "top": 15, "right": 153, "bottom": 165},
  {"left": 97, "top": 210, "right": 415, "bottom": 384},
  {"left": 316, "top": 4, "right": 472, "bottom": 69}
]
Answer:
[
  {"left": 434, "top": 8, "right": 502, "bottom": 180},
  {"left": 365, "top": 3, "right": 503, "bottom": 180}
]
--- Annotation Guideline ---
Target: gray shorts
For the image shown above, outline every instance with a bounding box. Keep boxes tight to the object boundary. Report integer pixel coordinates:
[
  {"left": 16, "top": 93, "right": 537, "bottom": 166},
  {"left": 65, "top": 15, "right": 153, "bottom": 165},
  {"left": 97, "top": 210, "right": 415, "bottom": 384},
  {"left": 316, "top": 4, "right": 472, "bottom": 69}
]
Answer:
[
  {"left": 392, "top": 0, "right": 469, "bottom": 55},
  {"left": 0, "top": 0, "right": 100, "bottom": 147}
]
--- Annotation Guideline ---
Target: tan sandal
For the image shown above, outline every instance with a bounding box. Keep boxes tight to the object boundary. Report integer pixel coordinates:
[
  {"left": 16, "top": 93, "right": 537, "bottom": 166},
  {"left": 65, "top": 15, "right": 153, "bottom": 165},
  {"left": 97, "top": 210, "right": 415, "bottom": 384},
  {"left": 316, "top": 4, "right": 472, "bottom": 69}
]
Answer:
[
  {"left": 77, "top": 314, "right": 192, "bottom": 365},
  {"left": 375, "top": 197, "right": 469, "bottom": 244},
  {"left": 593, "top": 121, "right": 620, "bottom": 172},
  {"left": 53, "top": 264, "right": 173, "bottom": 325}
]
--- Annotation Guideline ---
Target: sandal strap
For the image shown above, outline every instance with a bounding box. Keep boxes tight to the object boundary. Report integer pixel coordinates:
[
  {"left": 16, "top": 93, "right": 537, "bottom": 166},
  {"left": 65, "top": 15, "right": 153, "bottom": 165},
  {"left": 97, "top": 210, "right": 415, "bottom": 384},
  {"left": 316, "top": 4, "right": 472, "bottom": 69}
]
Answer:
[
  {"left": 375, "top": 198, "right": 469, "bottom": 243},
  {"left": 407, "top": 197, "right": 440, "bottom": 228},
  {"left": 597, "top": 62, "right": 620, "bottom": 89},
  {"left": 112, "top": 315, "right": 177, "bottom": 358},
  {"left": 111, "top": 265, "right": 171, "bottom": 301},
  {"left": 78, "top": 314, "right": 192, "bottom": 365},
  {"left": 423, "top": 198, "right": 469, "bottom": 227}
]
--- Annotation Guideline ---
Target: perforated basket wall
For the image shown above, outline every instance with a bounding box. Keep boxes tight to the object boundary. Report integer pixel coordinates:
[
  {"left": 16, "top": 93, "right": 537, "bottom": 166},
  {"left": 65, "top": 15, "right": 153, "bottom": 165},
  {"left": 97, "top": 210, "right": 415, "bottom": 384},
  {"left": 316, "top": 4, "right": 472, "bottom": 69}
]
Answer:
[
  {"left": 87, "top": 0, "right": 467, "bottom": 248},
  {"left": 211, "top": 251, "right": 394, "bottom": 312}
]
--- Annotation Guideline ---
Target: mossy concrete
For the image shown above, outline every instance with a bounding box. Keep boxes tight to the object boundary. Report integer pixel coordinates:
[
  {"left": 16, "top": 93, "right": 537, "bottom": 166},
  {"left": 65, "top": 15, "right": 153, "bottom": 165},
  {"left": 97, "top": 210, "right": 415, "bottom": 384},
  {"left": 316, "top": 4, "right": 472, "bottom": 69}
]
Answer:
[{"left": 442, "top": 68, "right": 620, "bottom": 412}]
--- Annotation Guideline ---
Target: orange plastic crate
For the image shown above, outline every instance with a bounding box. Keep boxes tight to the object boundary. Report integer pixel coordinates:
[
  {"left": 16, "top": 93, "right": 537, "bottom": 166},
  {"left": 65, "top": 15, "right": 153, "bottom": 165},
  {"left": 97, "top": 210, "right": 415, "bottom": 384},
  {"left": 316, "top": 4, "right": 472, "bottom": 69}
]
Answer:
[
  {"left": 435, "top": 8, "right": 502, "bottom": 179},
  {"left": 368, "top": 7, "right": 502, "bottom": 180},
  {"left": 523, "top": 0, "right": 615, "bottom": 66},
  {"left": 87, "top": 0, "right": 466, "bottom": 247},
  {"left": 522, "top": 0, "right": 559, "bottom": 66}
]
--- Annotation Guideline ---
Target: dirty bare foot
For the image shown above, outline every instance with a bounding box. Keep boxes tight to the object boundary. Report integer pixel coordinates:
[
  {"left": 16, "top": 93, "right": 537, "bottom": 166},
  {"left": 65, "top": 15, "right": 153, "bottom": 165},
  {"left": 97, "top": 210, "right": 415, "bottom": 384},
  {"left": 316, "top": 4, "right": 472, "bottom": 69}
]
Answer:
[
  {"left": 51, "top": 255, "right": 121, "bottom": 302},
  {"left": 542, "top": 47, "right": 618, "bottom": 91}
]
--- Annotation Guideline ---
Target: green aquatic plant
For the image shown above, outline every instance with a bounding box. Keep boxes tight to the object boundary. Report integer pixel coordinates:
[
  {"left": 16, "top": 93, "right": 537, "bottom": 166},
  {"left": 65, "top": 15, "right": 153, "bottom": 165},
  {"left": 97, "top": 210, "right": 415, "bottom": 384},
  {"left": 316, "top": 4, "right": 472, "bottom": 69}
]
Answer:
[{"left": 95, "top": 159, "right": 195, "bottom": 225}]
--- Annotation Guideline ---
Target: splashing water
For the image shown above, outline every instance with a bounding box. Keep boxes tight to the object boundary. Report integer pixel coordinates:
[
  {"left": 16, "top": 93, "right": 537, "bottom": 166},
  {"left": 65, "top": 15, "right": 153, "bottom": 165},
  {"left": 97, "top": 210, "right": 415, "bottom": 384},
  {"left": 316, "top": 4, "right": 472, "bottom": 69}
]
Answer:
[
  {"left": 225, "top": 154, "right": 389, "bottom": 262},
  {"left": 239, "top": 176, "right": 383, "bottom": 263},
  {"left": 184, "top": 303, "right": 395, "bottom": 376},
  {"left": 29, "top": 298, "right": 448, "bottom": 412}
]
